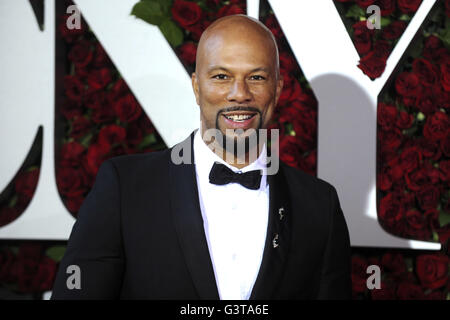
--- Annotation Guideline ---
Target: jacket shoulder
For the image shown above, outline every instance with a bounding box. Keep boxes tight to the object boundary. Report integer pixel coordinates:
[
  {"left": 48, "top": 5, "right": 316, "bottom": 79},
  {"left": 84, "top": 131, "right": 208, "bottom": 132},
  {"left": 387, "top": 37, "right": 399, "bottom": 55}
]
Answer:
[{"left": 280, "top": 162, "right": 338, "bottom": 199}]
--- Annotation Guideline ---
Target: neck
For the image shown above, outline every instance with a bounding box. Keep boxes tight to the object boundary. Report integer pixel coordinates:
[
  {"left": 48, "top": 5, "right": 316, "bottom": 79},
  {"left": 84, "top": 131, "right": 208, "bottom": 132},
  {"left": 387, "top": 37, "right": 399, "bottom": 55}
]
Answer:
[{"left": 200, "top": 128, "right": 264, "bottom": 169}]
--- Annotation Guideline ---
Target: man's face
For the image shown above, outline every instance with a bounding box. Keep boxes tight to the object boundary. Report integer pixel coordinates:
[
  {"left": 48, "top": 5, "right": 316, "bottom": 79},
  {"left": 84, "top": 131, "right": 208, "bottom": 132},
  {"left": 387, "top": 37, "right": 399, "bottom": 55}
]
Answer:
[{"left": 192, "top": 24, "right": 283, "bottom": 149}]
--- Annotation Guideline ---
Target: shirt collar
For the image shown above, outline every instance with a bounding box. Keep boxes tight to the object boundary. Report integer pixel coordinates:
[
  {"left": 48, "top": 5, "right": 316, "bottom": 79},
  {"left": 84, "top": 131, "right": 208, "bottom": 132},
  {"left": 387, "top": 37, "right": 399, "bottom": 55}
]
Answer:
[{"left": 193, "top": 129, "right": 268, "bottom": 189}]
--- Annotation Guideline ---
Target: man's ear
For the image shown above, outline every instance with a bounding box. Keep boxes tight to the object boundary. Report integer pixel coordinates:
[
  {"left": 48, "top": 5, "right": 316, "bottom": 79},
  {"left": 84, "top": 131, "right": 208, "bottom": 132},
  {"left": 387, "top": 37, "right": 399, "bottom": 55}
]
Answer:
[{"left": 191, "top": 72, "right": 200, "bottom": 106}]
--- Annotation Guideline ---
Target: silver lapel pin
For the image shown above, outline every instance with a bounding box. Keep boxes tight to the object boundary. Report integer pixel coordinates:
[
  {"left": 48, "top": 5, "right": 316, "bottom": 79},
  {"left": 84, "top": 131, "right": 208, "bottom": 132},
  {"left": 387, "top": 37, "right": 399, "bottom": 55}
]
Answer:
[
  {"left": 273, "top": 233, "right": 279, "bottom": 248},
  {"left": 278, "top": 207, "right": 285, "bottom": 220}
]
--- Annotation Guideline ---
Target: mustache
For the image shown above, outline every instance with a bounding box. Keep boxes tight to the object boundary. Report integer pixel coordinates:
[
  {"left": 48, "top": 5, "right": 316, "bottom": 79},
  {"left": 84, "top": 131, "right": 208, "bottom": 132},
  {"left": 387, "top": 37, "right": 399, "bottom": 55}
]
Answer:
[{"left": 217, "top": 106, "right": 261, "bottom": 115}]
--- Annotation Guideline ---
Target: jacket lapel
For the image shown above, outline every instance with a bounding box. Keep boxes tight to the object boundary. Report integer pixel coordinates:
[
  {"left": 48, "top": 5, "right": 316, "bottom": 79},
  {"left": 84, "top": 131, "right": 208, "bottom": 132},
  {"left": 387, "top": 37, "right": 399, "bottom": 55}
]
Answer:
[
  {"left": 250, "top": 164, "right": 292, "bottom": 300},
  {"left": 168, "top": 132, "right": 220, "bottom": 299}
]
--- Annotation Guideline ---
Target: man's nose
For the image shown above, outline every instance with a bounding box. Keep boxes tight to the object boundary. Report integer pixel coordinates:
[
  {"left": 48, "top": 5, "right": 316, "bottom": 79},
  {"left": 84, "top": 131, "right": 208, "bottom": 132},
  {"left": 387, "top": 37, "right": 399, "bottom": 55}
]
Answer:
[{"left": 227, "top": 79, "right": 252, "bottom": 104}]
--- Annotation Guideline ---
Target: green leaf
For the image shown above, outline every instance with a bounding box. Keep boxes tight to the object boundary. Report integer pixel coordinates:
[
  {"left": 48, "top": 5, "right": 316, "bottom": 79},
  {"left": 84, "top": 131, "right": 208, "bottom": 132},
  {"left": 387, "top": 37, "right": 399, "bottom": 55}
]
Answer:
[
  {"left": 138, "top": 133, "right": 157, "bottom": 149},
  {"left": 80, "top": 132, "right": 93, "bottom": 148},
  {"left": 438, "top": 211, "right": 450, "bottom": 228},
  {"left": 346, "top": 4, "right": 365, "bottom": 20},
  {"left": 380, "top": 17, "right": 391, "bottom": 28},
  {"left": 159, "top": 18, "right": 184, "bottom": 47},
  {"left": 143, "top": 0, "right": 172, "bottom": 15},
  {"left": 45, "top": 246, "right": 67, "bottom": 262},
  {"left": 131, "top": 1, "right": 165, "bottom": 26},
  {"left": 399, "top": 14, "right": 411, "bottom": 22}
]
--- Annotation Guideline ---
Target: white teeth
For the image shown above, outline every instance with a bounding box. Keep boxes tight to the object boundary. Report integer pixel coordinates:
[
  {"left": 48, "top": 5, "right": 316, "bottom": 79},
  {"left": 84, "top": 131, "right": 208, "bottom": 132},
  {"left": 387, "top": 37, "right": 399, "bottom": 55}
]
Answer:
[{"left": 225, "top": 114, "right": 253, "bottom": 122}]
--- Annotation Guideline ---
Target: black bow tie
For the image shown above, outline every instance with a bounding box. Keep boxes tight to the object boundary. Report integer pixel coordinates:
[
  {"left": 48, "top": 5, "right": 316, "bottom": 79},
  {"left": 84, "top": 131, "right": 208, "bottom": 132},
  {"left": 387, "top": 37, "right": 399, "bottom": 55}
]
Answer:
[{"left": 209, "top": 162, "right": 262, "bottom": 190}]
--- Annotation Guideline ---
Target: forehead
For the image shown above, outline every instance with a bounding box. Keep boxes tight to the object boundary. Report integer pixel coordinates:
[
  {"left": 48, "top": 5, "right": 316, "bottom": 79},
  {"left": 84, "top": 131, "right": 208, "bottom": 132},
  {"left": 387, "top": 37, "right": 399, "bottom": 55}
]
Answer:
[{"left": 198, "top": 26, "right": 277, "bottom": 72}]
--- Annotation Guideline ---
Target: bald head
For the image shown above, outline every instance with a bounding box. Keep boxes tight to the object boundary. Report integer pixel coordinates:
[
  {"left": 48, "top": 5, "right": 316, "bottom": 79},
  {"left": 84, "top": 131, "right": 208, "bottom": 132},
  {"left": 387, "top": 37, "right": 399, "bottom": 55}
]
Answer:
[{"left": 196, "top": 14, "right": 280, "bottom": 76}]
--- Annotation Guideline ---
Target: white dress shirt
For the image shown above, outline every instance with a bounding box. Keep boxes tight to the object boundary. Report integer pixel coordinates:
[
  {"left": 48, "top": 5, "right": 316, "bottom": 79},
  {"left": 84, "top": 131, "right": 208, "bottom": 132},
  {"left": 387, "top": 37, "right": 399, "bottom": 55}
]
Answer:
[{"left": 193, "top": 129, "right": 269, "bottom": 300}]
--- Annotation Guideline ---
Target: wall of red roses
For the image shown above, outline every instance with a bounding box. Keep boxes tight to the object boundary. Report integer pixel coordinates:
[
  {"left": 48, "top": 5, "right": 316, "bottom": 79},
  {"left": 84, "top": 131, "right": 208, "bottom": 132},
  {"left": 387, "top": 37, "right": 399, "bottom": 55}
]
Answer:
[{"left": 0, "top": 0, "right": 448, "bottom": 300}]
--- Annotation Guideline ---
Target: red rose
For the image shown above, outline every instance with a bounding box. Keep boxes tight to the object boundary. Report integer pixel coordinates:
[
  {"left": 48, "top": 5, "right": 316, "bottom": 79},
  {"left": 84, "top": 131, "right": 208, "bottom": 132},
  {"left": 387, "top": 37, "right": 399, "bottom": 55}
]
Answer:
[
  {"left": 31, "top": 256, "right": 57, "bottom": 292},
  {"left": 381, "top": 253, "right": 406, "bottom": 277},
  {"left": 98, "top": 124, "right": 127, "bottom": 146},
  {"left": 377, "top": 103, "right": 397, "bottom": 131},
  {"left": 358, "top": 51, "right": 387, "bottom": 79},
  {"left": 416, "top": 254, "right": 449, "bottom": 289},
  {"left": 395, "top": 72, "right": 420, "bottom": 97},
  {"left": 396, "top": 110, "right": 414, "bottom": 129},
  {"left": 416, "top": 90, "right": 439, "bottom": 115},
  {"left": 379, "top": 192, "right": 405, "bottom": 229},
  {"left": 351, "top": 256, "right": 368, "bottom": 293},
  {"left": 93, "top": 43, "right": 111, "bottom": 68},
  {"left": 382, "top": 21, "right": 407, "bottom": 40},
  {"left": 418, "top": 137, "right": 441, "bottom": 160},
  {"left": 405, "top": 165, "right": 438, "bottom": 191},
  {"left": 371, "top": 282, "right": 396, "bottom": 300},
  {"left": 126, "top": 122, "right": 144, "bottom": 147},
  {"left": 404, "top": 209, "right": 431, "bottom": 239},
  {"left": 378, "top": 166, "right": 392, "bottom": 191},
  {"left": 423, "top": 35, "right": 443, "bottom": 61},
  {"left": 400, "top": 146, "right": 422, "bottom": 173},
  {"left": 379, "top": 128, "right": 403, "bottom": 152},
  {"left": 416, "top": 185, "right": 440, "bottom": 210},
  {"left": 70, "top": 115, "right": 91, "bottom": 139},
  {"left": 397, "top": 0, "right": 422, "bottom": 14},
  {"left": 178, "top": 42, "right": 197, "bottom": 66},
  {"left": 279, "top": 135, "right": 301, "bottom": 168},
  {"left": 373, "top": 40, "right": 392, "bottom": 60},
  {"left": 65, "top": 195, "right": 85, "bottom": 214},
  {"left": 15, "top": 168, "right": 40, "bottom": 200},
  {"left": 60, "top": 141, "right": 85, "bottom": 166},
  {"left": 437, "top": 224, "right": 450, "bottom": 245},
  {"left": 423, "top": 111, "right": 449, "bottom": 142},
  {"left": 264, "top": 15, "right": 283, "bottom": 40},
  {"left": 110, "top": 78, "right": 130, "bottom": 100},
  {"left": 217, "top": 4, "right": 245, "bottom": 18},
  {"left": 352, "top": 21, "right": 374, "bottom": 55},
  {"left": 86, "top": 68, "right": 112, "bottom": 93},
  {"left": 412, "top": 58, "right": 438, "bottom": 87},
  {"left": 279, "top": 52, "right": 297, "bottom": 72},
  {"left": 292, "top": 110, "right": 317, "bottom": 151},
  {"left": 68, "top": 40, "right": 93, "bottom": 68},
  {"left": 56, "top": 164, "right": 88, "bottom": 197},
  {"left": 64, "top": 75, "right": 85, "bottom": 105},
  {"left": 396, "top": 282, "right": 425, "bottom": 299},
  {"left": 83, "top": 142, "right": 110, "bottom": 177},
  {"left": 377, "top": 0, "right": 397, "bottom": 15},
  {"left": 0, "top": 206, "right": 20, "bottom": 228},
  {"left": 61, "top": 100, "right": 82, "bottom": 120},
  {"left": 441, "top": 55, "right": 450, "bottom": 92},
  {"left": 114, "top": 94, "right": 142, "bottom": 123},
  {"left": 356, "top": 0, "right": 375, "bottom": 7},
  {"left": 171, "top": 0, "right": 202, "bottom": 28}
]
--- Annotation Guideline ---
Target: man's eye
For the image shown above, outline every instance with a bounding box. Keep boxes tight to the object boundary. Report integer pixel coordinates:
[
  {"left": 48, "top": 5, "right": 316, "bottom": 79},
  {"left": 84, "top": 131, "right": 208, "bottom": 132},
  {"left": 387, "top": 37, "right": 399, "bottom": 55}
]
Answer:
[
  {"left": 250, "top": 75, "right": 266, "bottom": 80},
  {"left": 213, "top": 74, "right": 229, "bottom": 80}
]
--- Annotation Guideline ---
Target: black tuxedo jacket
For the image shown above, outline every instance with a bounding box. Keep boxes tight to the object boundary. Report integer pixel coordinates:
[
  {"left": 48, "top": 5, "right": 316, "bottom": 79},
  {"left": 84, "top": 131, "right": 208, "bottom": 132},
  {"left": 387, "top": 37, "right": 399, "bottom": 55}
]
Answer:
[{"left": 51, "top": 132, "right": 351, "bottom": 300}]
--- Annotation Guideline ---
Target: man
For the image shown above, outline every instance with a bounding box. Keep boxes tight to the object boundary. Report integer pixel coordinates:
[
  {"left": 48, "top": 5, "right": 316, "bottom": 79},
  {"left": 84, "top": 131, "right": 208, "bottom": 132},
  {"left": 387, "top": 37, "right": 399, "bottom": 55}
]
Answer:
[{"left": 52, "top": 15, "right": 351, "bottom": 300}]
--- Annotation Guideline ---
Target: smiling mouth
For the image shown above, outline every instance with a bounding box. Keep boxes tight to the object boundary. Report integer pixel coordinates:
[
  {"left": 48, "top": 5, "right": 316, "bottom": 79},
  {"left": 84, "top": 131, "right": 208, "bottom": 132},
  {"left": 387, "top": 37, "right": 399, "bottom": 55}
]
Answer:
[{"left": 222, "top": 112, "right": 257, "bottom": 122}]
